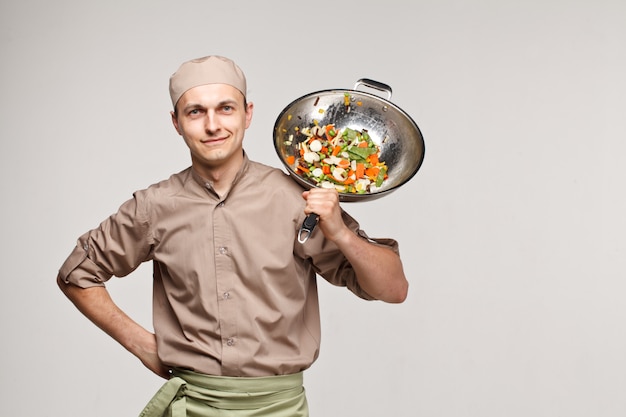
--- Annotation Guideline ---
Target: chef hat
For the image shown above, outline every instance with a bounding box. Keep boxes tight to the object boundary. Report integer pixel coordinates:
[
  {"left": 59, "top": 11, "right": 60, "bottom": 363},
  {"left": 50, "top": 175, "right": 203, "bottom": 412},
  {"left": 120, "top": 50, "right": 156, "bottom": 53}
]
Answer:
[{"left": 169, "top": 55, "right": 247, "bottom": 108}]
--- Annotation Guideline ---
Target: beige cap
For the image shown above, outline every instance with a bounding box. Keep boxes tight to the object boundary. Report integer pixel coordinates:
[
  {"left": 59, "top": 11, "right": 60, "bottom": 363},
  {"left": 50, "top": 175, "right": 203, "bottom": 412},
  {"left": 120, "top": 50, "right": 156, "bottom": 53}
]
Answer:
[{"left": 169, "top": 55, "right": 247, "bottom": 108}]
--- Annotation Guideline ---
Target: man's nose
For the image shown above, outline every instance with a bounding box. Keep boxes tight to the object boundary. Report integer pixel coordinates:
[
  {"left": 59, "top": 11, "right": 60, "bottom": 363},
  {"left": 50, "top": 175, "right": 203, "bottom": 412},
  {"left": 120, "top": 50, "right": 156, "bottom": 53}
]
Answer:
[{"left": 204, "top": 112, "right": 220, "bottom": 132}]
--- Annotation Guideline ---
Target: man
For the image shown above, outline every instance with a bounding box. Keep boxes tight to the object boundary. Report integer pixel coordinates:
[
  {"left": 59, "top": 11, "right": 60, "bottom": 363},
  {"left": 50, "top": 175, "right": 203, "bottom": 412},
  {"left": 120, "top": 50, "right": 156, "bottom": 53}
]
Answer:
[{"left": 57, "top": 55, "right": 408, "bottom": 417}]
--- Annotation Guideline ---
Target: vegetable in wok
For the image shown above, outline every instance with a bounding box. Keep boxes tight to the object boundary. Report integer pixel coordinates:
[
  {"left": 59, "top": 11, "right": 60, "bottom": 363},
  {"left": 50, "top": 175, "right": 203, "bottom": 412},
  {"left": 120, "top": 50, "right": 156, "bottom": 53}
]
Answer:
[{"left": 284, "top": 123, "right": 389, "bottom": 194}]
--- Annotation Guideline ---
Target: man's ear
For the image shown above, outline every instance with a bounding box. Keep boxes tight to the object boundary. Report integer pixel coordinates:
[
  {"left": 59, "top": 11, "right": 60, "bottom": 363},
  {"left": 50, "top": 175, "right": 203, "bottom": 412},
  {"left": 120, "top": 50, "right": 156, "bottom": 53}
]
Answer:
[
  {"left": 245, "top": 102, "right": 254, "bottom": 129},
  {"left": 171, "top": 111, "right": 182, "bottom": 135}
]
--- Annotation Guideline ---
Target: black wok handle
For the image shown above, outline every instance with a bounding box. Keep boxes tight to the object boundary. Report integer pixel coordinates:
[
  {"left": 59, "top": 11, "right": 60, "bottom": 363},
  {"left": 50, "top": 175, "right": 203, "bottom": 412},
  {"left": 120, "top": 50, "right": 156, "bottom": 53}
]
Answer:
[{"left": 298, "top": 213, "right": 319, "bottom": 244}]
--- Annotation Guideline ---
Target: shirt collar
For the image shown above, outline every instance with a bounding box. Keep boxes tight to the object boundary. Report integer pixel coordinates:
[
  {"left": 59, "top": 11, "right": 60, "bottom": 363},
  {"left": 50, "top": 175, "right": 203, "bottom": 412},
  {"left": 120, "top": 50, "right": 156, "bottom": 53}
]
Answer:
[{"left": 190, "top": 150, "right": 251, "bottom": 198}]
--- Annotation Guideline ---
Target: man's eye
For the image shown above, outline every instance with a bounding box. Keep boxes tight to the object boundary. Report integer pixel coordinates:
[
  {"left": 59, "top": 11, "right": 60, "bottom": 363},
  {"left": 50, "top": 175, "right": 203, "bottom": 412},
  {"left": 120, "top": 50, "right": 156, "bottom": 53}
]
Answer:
[{"left": 222, "top": 105, "right": 233, "bottom": 112}]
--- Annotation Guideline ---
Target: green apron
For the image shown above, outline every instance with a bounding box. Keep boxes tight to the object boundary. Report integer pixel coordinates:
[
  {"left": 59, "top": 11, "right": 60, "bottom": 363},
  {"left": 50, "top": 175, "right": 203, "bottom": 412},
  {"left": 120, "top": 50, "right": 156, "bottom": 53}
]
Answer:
[{"left": 138, "top": 369, "right": 309, "bottom": 417}]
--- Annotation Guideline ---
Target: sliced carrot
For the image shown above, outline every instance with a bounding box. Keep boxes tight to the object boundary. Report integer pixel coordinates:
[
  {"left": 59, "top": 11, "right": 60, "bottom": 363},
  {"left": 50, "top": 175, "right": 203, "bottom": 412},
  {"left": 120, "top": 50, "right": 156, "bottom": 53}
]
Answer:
[
  {"left": 325, "top": 124, "right": 336, "bottom": 141},
  {"left": 355, "top": 163, "right": 365, "bottom": 179},
  {"left": 365, "top": 167, "right": 380, "bottom": 180},
  {"left": 332, "top": 145, "right": 342, "bottom": 156},
  {"left": 337, "top": 159, "right": 350, "bottom": 169},
  {"left": 367, "top": 153, "right": 379, "bottom": 165},
  {"left": 320, "top": 146, "right": 328, "bottom": 155},
  {"left": 286, "top": 155, "right": 295, "bottom": 165},
  {"left": 322, "top": 165, "right": 331, "bottom": 175},
  {"left": 357, "top": 141, "right": 368, "bottom": 148}
]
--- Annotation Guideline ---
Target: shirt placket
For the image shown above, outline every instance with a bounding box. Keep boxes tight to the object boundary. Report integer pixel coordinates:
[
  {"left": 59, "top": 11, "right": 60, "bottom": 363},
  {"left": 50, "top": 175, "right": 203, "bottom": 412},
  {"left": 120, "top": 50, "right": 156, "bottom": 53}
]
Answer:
[{"left": 212, "top": 199, "right": 239, "bottom": 374}]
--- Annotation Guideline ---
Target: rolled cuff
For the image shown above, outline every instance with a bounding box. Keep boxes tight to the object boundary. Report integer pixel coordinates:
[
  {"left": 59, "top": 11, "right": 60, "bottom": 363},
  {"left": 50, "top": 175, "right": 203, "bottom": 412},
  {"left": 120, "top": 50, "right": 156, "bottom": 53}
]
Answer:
[{"left": 57, "top": 236, "right": 110, "bottom": 289}]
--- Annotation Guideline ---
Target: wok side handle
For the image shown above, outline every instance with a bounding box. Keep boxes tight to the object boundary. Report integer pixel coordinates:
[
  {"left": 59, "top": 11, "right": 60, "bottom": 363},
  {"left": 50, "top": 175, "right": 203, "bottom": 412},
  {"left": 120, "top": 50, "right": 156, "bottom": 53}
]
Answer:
[
  {"left": 354, "top": 78, "right": 393, "bottom": 100},
  {"left": 298, "top": 213, "right": 319, "bottom": 244}
]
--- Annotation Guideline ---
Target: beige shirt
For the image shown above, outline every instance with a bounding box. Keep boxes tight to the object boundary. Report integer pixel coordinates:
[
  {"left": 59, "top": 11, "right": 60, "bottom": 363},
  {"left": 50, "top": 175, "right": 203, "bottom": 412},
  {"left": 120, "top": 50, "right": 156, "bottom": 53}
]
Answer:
[{"left": 58, "top": 154, "right": 399, "bottom": 377}]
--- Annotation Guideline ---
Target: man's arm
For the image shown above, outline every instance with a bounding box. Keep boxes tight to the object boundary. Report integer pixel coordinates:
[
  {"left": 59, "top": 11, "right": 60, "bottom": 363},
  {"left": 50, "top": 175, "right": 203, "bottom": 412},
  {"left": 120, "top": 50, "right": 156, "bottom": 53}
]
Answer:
[
  {"left": 57, "top": 278, "right": 170, "bottom": 379},
  {"left": 302, "top": 188, "right": 409, "bottom": 303}
]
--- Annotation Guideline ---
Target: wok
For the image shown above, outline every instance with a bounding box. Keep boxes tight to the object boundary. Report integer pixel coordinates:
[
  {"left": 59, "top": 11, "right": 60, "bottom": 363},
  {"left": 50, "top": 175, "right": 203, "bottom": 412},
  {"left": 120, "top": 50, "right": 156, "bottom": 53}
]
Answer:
[{"left": 273, "top": 79, "right": 425, "bottom": 242}]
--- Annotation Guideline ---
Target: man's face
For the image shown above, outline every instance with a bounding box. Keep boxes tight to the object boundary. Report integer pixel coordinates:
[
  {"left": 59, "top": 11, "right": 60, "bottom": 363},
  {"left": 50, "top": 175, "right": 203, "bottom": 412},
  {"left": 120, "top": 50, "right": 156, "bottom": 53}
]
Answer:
[{"left": 171, "top": 83, "right": 253, "bottom": 177}]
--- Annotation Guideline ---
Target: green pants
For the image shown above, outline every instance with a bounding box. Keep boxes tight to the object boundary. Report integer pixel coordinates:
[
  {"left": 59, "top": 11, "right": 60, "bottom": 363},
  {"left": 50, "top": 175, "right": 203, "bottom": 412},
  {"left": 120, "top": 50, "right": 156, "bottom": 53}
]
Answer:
[{"left": 138, "top": 369, "right": 309, "bottom": 417}]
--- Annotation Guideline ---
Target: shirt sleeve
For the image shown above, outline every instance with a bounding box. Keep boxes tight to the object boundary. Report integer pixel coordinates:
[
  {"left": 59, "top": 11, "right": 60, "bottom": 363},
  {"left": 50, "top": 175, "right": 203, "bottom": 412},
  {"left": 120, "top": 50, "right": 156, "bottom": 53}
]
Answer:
[
  {"left": 57, "top": 192, "right": 153, "bottom": 288},
  {"left": 301, "top": 209, "right": 400, "bottom": 301}
]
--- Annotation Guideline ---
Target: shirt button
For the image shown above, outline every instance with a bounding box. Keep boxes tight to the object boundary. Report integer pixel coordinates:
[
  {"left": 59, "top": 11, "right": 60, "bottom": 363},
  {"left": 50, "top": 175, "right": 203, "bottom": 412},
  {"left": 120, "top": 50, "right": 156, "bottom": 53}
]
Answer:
[
  {"left": 226, "top": 338, "right": 235, "bottom": 346},
  {"left": 218, "top": 247, "right": 227, "bottom": 255},
  {"left": 83, "top": 243, "right": 89, "bottom": 251},
  {"left": 223, "top": 291, "right": 231, "bottom": 300},
  {"left": 218, "top": 202, "right": 225, "bottom": 207}
]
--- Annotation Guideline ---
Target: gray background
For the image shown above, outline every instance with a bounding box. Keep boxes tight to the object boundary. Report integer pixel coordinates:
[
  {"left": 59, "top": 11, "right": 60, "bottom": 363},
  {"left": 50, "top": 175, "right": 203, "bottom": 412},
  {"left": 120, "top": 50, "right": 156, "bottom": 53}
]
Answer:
[{"left": 1, "top": 0, "right": 625, "bottom": 416}]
